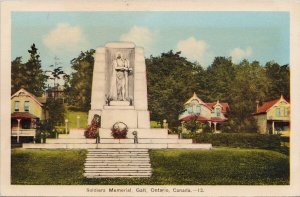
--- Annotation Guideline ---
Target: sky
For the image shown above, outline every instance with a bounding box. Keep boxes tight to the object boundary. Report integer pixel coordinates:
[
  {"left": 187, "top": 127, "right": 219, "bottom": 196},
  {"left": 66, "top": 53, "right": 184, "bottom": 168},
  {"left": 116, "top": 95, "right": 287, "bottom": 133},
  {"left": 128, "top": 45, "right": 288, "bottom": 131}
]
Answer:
[{"left": 12, "top": 11, "right": 289, "bottom": 80}]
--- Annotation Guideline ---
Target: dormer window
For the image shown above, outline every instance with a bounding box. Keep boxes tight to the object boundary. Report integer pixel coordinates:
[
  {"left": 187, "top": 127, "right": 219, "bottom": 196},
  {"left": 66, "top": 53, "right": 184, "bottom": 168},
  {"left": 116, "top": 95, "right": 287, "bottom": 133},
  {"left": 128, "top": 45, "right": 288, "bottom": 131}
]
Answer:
[
  {"left": 187, "top": 106, "right": 193, "bottom": 114},
  {"left": 216, "top": 108, "right": 221, "bottom": 117},
  {"left": 195, "top": 106, "right": 201, "bottom": 115}
]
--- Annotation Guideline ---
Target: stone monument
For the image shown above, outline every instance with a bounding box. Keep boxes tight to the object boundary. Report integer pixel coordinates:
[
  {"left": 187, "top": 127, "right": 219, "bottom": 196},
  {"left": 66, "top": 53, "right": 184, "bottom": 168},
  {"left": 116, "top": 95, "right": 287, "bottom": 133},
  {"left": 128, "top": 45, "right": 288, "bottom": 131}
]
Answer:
[{"left": 88, "top": 42, "right": 150, "bottom": 129}]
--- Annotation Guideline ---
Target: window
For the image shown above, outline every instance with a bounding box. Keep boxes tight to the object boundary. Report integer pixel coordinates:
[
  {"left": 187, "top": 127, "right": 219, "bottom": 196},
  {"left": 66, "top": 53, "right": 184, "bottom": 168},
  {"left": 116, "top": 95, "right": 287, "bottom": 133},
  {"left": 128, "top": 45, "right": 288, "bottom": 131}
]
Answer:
[
  {"left": 195, "top": 106, "right": 201, "bottom": 115},
  {"left": 216, "top": 108, "right": 221, "bottom": 117},
  {"left": 276, "top": 107, "right": 281, "bottom": 117},
  {"left": 284, "top": 108, "right": 289, "bottom": 116},
  {"left": 187, "top": 107, "right": 193, "bottom": 114},
  {"left": 14, "top": 101, "right": 20, "bottom": 111},
  {"left": 24, "top": 101, "right": 30, "bottom": 112}
]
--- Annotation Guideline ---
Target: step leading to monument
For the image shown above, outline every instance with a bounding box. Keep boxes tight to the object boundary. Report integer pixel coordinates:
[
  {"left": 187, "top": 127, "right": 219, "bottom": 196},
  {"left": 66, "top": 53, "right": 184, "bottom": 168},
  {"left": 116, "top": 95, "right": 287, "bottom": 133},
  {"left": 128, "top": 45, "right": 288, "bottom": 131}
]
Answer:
[
  {"left": 22, "top": 143, "right": 212, "bottom": 149},
  {"left": 84, "top": 148, "right": 152, "bottom": 178}
]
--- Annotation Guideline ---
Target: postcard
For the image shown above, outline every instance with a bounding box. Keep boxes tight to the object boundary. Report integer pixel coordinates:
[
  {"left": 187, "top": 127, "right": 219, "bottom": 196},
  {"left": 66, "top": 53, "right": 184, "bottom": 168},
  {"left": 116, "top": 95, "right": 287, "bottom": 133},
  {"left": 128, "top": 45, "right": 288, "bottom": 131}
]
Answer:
[{"left": 1, "top": 0, "right": 300, "bottom": 196}]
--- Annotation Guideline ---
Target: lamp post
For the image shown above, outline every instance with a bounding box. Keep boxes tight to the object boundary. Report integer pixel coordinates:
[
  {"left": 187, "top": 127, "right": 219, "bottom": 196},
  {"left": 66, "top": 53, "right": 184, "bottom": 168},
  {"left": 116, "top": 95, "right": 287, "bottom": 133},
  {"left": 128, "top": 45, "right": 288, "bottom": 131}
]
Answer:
[
  {"left": 65, "top": 119, "right": 69, "bottom": 134},
  {"left": 77, "top": 115, "right": 80, "bottom": 128},
  {"left": 17, "top": 119, "right": 21, "bottom": 143}
]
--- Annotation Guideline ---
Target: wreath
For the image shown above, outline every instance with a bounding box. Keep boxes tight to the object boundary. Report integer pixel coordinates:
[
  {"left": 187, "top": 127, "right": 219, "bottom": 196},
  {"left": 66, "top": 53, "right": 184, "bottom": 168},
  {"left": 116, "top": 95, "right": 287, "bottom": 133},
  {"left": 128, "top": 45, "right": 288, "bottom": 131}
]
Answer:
[{"left": 111, "top": 122, "right": 128, "bottom": 139}]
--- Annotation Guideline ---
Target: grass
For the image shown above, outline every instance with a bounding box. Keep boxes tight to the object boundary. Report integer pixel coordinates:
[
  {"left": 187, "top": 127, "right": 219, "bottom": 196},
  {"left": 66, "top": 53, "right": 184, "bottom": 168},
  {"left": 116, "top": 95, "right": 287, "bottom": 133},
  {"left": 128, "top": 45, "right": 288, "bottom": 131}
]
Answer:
[
  {"left": 64, "top": 110, "right": 88, "bottom": 129},
  {"left": 150, "top": 121, "right": 162, "bottom": 128},
  {"left": 11, "top": 148, "right": 289, "bottom": 185}
]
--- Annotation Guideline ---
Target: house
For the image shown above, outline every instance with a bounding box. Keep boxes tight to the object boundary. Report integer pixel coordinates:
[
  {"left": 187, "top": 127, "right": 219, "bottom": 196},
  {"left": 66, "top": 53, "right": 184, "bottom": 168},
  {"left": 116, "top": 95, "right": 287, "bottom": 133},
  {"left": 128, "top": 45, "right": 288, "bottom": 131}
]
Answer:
[
  {"left": 253, "top": 95, "right": 290, "bottom": 136},
  {"left": 46, "top": 85, "right": 65, "bottom": 100},
  {"left": 179, "top": 92, "right": 229, "bottom": 133},
  {"left": 11, "top": 88, "right": 48, "bottom": 142}
]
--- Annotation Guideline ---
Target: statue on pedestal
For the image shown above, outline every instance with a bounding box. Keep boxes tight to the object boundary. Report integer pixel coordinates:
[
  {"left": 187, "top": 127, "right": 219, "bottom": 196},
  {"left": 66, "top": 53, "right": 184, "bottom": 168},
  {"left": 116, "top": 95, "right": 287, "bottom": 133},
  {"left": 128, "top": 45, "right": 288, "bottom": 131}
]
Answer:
[{"left": 110, "top": 52, "right": 132, "bottom": 101}]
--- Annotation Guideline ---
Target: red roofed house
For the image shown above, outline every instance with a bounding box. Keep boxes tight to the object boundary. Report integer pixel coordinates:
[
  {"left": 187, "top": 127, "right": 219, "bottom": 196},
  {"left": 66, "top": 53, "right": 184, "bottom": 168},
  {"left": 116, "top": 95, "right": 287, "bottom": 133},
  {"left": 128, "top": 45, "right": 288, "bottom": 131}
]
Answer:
[
  {"left": 179, "top": 92, "right": 229, "bottom": 133},
  {"left": 253, "top": 95, "right": 290, "bottom": 135},
  {"left": 11, "top": 88, "right": 48, "bottom": 142}
]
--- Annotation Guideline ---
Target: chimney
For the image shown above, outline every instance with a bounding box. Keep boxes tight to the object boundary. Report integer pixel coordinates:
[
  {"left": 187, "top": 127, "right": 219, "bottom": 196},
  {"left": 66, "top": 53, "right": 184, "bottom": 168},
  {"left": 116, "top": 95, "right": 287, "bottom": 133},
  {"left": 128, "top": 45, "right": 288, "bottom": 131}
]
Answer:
[{"left": 256, "top": 100, "right": 260, "bottom": 112}]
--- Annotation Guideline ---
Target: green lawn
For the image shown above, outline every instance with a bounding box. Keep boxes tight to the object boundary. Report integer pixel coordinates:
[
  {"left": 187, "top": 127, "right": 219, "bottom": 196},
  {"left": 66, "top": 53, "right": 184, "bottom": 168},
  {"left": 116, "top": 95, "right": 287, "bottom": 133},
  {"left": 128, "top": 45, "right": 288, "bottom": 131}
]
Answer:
[
  {"left": 11, "top": 148, "right": 289, "bottom": 185},
  {"left": 64, "top": 110, "right": 88, "bottom": 129}
]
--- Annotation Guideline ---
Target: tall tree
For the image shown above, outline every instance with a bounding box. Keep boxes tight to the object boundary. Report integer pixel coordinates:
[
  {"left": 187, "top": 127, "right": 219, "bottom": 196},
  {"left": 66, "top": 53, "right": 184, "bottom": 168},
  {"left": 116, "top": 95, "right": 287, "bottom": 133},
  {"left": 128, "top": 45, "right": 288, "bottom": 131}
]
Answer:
[
  {"left": 11, "top": 57, "right": 25, "bottom": 94},
  {"left": 67, "top": 49, "right": 95, "bottom": 111},
  {"left": 146, "top": 50, "right": 201, "bottom": 130},
  {"left": 205, "top": 57, "right": 235, "bottom": 103},
  {"left": 230, "top": 60, "right": 270, "bottom": 131},
  {"left": 265, "top": 61, "right": 290, "bottom": 100},
  {"left": 11, "top": 44, "right": 47, "bottom": 96}
]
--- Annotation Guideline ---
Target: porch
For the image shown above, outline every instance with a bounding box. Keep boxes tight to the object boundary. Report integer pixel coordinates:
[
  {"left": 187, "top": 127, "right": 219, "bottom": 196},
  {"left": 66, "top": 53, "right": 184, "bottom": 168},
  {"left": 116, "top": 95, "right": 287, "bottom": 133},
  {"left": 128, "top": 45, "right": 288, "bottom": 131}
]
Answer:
[{"left": 11, "top": 112, "right": 39, "bottom": 143}]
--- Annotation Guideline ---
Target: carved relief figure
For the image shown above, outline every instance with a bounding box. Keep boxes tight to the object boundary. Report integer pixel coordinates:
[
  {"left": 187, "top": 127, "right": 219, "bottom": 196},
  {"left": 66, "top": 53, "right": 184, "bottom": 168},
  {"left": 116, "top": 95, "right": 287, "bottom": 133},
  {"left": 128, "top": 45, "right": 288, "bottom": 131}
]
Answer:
[{"left": 110, "top": 52, "right": 132, "bottom": 101}]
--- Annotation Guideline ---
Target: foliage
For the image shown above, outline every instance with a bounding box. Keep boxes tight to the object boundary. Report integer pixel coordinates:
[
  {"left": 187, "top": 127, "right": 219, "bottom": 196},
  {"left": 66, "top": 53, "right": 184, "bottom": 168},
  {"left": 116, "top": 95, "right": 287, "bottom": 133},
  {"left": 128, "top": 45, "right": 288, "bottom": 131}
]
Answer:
[
  {"left": 183, "top": 133, "right": 282, "bottom": 150},
  {"left": 46, "top": 66, "right": 69, "bottom": 89},
  {"left": 205, "top": 57, "right": 235, "bottom": 102},
  {"left": 11, "top": 149, "right": 289, "bottom": 185},
  {"left": 183, "top": 116, "right": 201, "bottom": 133},
  {"left": 46, "top": 97, "right": 65, "bottom": 126},
  {"left": 265, "top": 61, "right": 290, "bottom": 100},
  {"left": 67, "top": 49, "right": 95, "bottom": 111},
  {"left": 150, "top": 121, "right": 162, "bottom": 128},
  {"left": 35, "top": 121, "right": 56, "bottom": 143},
  {"left": 84, "top": 114, "right": 100, "bottom": 139},
  {"left": 230, "top": 60, "right": 270, "bottom": 131},
  {"left": 146, "top": 51, "right": 201, "bottom": 130},
  {"left": 11, "top": 44, "right": 47, "bottom": 96}
]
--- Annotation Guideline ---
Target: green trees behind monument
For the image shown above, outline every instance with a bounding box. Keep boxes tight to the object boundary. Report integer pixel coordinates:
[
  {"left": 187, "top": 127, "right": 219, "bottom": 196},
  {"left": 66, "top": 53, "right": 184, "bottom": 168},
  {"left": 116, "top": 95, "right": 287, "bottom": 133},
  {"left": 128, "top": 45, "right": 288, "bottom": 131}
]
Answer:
[
  {"left": 11, "top": 45, "right": 289, "bottom": 131},
  {"left": 11, "top": 44, "right": 48, "bottom": 96},
  {"left": 146, "top": 51, "right": 289, "bottom": 131}
]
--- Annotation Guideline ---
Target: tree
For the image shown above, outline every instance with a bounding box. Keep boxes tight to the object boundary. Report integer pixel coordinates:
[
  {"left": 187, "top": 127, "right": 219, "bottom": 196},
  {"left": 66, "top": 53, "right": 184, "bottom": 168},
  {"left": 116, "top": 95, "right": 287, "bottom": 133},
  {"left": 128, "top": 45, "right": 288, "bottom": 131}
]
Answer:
[
  {"left": 205, "top": 57, "right": 235, "bottom": 103},
  {"left": 183, "top": 116, "right": 201, "bottom": 133},
  {"left": 45, "top": 97, "right": 65, "bottom": 126},
  {"left": 11, "top": 44, "right": 47, "bottom": 96},
  {"left": 67, "top": 49, "right": 95, "bottom": 111},
  {"left": 11, "top": 57, "right": 26, "bottom": 94},
  {"left": 230, "top": 60, "right": 270, "bottom": 131},
  {"left": 146, "top": 50, "right": 201, "bottom": 130},
  {"left": 265, "top": 61, "right": 290, "bottom": 100}
]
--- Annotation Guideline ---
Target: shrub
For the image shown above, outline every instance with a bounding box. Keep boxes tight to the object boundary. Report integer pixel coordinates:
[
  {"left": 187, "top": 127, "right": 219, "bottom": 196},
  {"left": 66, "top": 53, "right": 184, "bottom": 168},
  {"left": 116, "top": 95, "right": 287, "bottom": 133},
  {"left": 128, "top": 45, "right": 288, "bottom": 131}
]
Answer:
[
  {"left": 182, "top": 133, "right": 282, "bottom": 150},
  {"left": 183, "top": 117, "right": 201, "bottom": 133},
  {"left": 35, "top": 121, "right": 56, "bottom": 143}
]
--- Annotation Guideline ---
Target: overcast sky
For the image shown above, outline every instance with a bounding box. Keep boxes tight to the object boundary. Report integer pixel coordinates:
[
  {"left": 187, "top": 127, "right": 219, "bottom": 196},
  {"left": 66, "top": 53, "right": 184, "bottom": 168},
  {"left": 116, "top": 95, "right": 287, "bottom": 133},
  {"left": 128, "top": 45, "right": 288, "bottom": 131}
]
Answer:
[{"left": 12, "top": 11, "right": 289, "bottom": 77}]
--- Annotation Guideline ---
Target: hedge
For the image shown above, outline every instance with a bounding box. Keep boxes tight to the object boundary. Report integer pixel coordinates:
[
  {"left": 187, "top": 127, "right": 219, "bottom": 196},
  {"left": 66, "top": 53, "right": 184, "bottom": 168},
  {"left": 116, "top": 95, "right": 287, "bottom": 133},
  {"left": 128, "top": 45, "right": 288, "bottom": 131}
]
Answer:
[{"left": 182, "top": 133, "right": 282, "bottom": 150}]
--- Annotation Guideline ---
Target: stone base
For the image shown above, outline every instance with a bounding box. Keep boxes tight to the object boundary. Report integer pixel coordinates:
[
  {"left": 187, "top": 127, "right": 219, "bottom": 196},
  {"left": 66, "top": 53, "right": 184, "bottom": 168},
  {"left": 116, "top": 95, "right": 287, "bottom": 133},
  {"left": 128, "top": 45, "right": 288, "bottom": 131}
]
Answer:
[
  {"left": 110, "top": 101, "right": 130, "bottom": 106},
  {"left": 88, "top": 109, "right": 150, "bottom": 129},
  {"left": 100, "top": 109, "right": 150, "bottom": 129}
]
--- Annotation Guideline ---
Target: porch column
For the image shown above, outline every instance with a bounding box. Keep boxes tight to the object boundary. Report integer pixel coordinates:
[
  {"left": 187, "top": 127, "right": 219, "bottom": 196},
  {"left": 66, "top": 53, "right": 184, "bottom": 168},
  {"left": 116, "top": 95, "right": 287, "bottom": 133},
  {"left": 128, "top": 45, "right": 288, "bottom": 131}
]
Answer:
[
  {"left": 208, "top": 121, "right": 212, "bottom": 127},
  {"left": 272, "top": 121, "right": 275, "bottom": 134},
  {"left": 30, "top": 118, "right": 33, "bottom": 129},
  {"left": 213, "top": 122, "right": 217, "bottom": 133},
  {"left": 17, "top": 119, "right": 21, "bottom": 143}
]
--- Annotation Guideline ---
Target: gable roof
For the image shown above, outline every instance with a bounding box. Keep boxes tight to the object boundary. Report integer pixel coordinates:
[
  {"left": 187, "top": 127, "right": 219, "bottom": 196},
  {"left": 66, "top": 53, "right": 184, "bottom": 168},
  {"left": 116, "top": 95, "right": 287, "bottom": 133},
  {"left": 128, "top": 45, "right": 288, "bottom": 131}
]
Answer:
[
  {"left": 254, "top": 95, "right": 289, "bottom": 115},
  {"left": 184, "top": 92, "right": 212, "bottom": 110},
  {"left": 11, "top": 88, "right": 44, "bottom": 107},
  {"left": 206, "top": 101, "right": 229, "bottom": 113}
]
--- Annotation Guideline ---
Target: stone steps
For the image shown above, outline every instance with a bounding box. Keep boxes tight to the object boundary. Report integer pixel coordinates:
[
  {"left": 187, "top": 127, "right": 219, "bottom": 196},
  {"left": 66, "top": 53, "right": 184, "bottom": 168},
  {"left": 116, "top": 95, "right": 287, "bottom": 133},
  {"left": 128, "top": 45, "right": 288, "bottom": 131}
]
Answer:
[
  {"left": 46, "top": 138, "right": 192, "bottom": 144},
  {"left": 23, "top": 143, "right": 212, "bottom": 149},
  {"left": 84, "top": 148, "right": 152, "bottom": 178}
]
